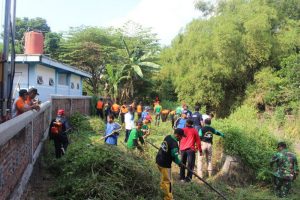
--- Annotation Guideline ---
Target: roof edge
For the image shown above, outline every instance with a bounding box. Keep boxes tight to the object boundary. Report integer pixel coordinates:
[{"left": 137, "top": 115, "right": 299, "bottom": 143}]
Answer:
[{"left": 13, "top": 54, "right": 92, "bottom": 78}]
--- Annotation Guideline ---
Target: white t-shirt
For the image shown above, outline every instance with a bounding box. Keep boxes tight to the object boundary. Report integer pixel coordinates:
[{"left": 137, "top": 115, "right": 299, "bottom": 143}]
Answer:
[
  {"left": 124, "top": 112, "right": 134, "bottom": 130},
  {"left": 202, "top": 114, "right": 210, "bottom": 122}
]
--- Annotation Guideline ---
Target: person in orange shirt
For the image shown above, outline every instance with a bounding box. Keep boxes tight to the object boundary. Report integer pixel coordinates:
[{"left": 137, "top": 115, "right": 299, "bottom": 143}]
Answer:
[
  {"left": 161, "top": 109, "right": 170, "bottom": 122},
  {"left": 136, "top": 101, "right": 143, "bottom": 120},
  {"left": 96, "top": 98, "right": 104, "bottom": 119},
  {"left": 12, "top": 89, "right": 39, "bottom": 118},
  {"left": 26, "top": 88, "right": 40, "bottom": 111},
  {"left": 120, "top": 101, "right": 128, "bottom": 124},
  {"left": 111, "top": 102, "right": 120, "bottom": 118}
]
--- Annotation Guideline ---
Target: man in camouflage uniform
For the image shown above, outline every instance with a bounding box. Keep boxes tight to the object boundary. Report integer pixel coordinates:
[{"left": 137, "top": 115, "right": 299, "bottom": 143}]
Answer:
[{"left": 270, "top": 142, "right": 299, "bottom": 198}]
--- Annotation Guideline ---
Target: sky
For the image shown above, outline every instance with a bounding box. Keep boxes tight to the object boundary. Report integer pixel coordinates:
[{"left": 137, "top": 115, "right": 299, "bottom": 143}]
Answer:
[{"left": 0, "top": 0, "right": 201, "bottom": 45}]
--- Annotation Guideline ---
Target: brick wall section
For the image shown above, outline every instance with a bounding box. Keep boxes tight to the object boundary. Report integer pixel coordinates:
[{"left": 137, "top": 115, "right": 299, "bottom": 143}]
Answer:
[
  {"left": 51, "top": 96, "right": 91, "bottom": 118},
  {"left": 0, "top": 102, "right": 51, "bottom": 200},
  {"left": 0, "top": 97, "right": 91, "bottom": 200},
  {"left": 32, "top": 114, "right": 44, "bottom": 152},
  {"left": 0, "top": 128, "right": 31, "bottom": 200}
]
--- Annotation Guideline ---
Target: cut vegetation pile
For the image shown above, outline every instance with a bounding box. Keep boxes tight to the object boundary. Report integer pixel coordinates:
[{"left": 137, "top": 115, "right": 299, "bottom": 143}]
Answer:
[{"left": 45, "top": 114, "right": 162, "bottom": 200}]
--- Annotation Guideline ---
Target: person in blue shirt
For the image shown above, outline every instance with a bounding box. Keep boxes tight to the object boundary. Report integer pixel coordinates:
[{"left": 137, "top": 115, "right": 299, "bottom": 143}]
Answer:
[
  {"left": 141, "top": 106, "right": 150, "bottom": 121},
  {"left": 104, "top": 114, "right": 121, "bottom": 145},
  {"left": 174, "top": 114, "right": 188, "bottom": 129},
  {"left": 182, "top": 105, "right": 192, "bottom": 118}
]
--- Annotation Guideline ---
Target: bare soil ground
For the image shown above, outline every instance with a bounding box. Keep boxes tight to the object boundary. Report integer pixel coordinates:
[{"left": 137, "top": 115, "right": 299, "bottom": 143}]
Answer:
[{"left": 21, "top": 150, "right": 54, "bottom": 200}]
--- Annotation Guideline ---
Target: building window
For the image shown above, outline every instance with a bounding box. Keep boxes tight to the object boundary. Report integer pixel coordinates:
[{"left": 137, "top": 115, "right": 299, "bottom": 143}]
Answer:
[
  {"left": 49, "top": 78, "right": 54, "bottom": 86},
  {"left": 71, "top": 82, "right": 74, "bottom": 89},
  {"left": 37, "top": 76, "right": 43, "bottom": 85},
  {"left": 77, "top": 83, "right": 80, "bottom": 90},
  {"left": 58, "top": 74, "right": 67, "bottom": 85}
]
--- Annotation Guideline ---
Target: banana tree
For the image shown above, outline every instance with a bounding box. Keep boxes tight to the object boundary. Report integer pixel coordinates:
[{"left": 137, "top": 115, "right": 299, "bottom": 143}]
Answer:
[
  {"left": 105, "top": 64, "right": 129, "bottom": 101},
  {"left": 122, "top": 38, "right": 160, "bottom": 98}
]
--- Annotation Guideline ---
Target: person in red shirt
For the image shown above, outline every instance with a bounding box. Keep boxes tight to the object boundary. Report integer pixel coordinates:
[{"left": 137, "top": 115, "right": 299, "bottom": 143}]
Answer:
[{"left": 179, "top": 119, "right": 202, "bottom": 182}]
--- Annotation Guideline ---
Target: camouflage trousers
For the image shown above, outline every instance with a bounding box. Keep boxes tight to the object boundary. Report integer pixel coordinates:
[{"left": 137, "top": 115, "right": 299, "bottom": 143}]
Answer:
[{"left": 274, "top": 176, "right": 292, "bottom": 198}]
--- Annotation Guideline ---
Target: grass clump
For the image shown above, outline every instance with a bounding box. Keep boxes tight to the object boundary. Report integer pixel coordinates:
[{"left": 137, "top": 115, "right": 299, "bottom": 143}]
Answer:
[{"left": 46, "top": 115, "right": 161, "bottom": 200}]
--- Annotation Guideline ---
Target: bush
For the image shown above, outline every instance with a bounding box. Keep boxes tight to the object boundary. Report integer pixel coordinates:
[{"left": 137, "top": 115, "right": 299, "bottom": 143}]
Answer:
[
  {"left": 160, "top": 100, "right": 179, "bottom": 110},
  {"left": 91, "top": 95, "right": 99, "bottom": 116},
  {"left": 214, "top": 105, "right": 277, "bottom": 181}
]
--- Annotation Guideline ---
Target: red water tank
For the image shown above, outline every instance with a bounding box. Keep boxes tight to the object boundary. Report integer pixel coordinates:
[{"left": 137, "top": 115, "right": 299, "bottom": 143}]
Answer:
[{"left": 24, "top": 31, "right": 44, "bottom": 54}]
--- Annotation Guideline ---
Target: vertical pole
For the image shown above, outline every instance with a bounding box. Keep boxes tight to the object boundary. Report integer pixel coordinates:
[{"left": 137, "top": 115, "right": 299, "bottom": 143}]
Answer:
[
  {"left": 1, "top": 0, "right": 12, "bottom": 119},
  {"left": 8, "top": 0, "right": 17, "bottom": 109}
]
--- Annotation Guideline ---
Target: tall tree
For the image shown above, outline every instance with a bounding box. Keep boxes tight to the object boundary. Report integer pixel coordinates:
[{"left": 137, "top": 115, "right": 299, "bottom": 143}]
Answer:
[
  {"left": 44, "top": 32, "right": 62, "bottom": 58},
  {"left": 159, "top": 0, "right": 300, "bottom": 116},
  {"left": 15, "top": 17, "right": 51, "bottom": 53},
  {"left": 121, "top": 38, "right": 160, "bottom": 99},
  {"left": 58, "top": 27, "right": 122, "bottom": 95}
]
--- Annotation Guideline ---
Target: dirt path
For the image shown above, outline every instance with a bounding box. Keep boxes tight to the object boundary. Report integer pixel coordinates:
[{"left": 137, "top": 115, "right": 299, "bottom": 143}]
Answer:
[{"left": 22, "top": 153, "right": 54, "bottom": 200}]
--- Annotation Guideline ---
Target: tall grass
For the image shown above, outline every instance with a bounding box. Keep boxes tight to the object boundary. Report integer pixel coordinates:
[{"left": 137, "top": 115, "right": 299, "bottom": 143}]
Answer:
[{"left": 214, "top": 105, "right": 277, "bottom": 181}]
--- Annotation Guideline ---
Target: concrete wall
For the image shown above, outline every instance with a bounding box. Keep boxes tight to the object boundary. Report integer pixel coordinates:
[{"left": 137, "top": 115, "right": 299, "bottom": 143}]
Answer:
[
  {"left": 69, "top": 74, "right": 81, "bottom": 96},
  {"left": 12, "top": 64, "right": 29, "bottom": 98},
  {"left": 0, "top": 102, "right": 51, "bottom": 200},
  {"left": 51, "top": 95, "right": 91, "bottom": 118},
  {"left": 35, "top": 64, "right": 56, "bottom": 102}
]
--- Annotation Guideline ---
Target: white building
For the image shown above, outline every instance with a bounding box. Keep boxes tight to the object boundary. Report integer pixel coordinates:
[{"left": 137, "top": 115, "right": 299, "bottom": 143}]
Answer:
[{"left": 12, "top": 54, "right": 91, "bottom": 102}]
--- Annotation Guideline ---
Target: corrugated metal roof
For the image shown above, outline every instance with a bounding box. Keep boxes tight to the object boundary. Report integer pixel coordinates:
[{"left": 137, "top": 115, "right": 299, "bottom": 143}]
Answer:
[{"left": 13, "top": 54, "right": 92, "bottom": 78}]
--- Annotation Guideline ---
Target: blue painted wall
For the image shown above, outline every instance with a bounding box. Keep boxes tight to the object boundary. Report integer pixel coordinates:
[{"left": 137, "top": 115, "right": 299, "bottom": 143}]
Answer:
[{"left": 14, "top": 62, "right": 85, "bottom": 102}]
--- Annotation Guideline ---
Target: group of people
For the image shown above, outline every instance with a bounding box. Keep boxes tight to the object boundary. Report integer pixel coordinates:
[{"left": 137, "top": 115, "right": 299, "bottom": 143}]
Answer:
[
  {"left": 96, "top": 98, "right": 147, "bottom": 122},
  {"left": 12, "top": 87, "right": 40, "bottom": 118},
  {"left": 155, "top": 103, "right": 224, "bottom": 200},
  {"left": 98, "top": 99, "right": 151, "bottom": 152},
  {"left": 96, "top": 98, "right": 299, "bottom": 199}
]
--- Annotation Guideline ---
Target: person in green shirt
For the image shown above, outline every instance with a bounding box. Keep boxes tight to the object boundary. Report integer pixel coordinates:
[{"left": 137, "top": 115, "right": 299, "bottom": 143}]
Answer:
[
  {"left": 270, "top": 142, "right": 299, "bottom": 198},
  {"left": 142, "top": 119, "right": 150, "bottom": 138},
  {"left": 154, "top": 101, "right": 162, "bottom": 126},
  {"left": 156, "top": 128, "right": 185, "bottom": 200},
  {"left": 127, "top": 121, "right": 145, "bottom": 151}
]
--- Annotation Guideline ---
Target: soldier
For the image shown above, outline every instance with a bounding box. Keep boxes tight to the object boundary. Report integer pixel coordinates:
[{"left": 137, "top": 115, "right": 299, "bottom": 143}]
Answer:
[{"left": 270, "top": 142, "right": 299, "bottom": 198}]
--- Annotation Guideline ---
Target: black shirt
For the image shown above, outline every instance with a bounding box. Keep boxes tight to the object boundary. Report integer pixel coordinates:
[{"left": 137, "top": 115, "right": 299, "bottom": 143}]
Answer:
[
  {"left": 156, "top": 135, "right": 179, "bottom": 168},
  {"left": 201, "top": 126, "right": 216, "bottom": 143},
  {"left": 191, "top": 111, "right": 202, "bottom": 126}
]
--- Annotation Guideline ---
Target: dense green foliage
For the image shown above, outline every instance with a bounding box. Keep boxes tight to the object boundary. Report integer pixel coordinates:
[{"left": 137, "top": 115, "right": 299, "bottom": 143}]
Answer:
[
  {"left": 56, "top": 23, "right": 160, "bottom": 100},
  {"left": 214, "top": 105, "right": 278, "bottom": 181},
  {"left": 159, "top": 0, "right": 300, "bottom": 117},
  {"left": 15, "top": 17, "right": 62, "bottom": 54}
]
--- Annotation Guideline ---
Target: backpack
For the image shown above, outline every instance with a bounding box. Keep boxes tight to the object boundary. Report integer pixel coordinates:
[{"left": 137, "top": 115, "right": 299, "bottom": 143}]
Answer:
[{"left": 51, "top": 121, "right": 63, "bottom": 135}]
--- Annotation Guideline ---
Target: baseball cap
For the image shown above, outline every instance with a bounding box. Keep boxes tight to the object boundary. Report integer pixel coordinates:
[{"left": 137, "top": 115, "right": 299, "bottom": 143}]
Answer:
[
  {"left": 57, "top": 109, "right": 65, "bottom": 115},
  {"left": 28, "top": 87, "right": 39, "bottom": 95},
  {"left": 174, "top": 128, "right": 186, "bottom": 137}
]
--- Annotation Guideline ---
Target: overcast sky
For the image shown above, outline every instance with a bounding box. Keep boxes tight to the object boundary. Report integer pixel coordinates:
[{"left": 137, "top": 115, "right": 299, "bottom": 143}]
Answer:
[{"left": 0, "top": 0, "right": 202, "bottom": 45}]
